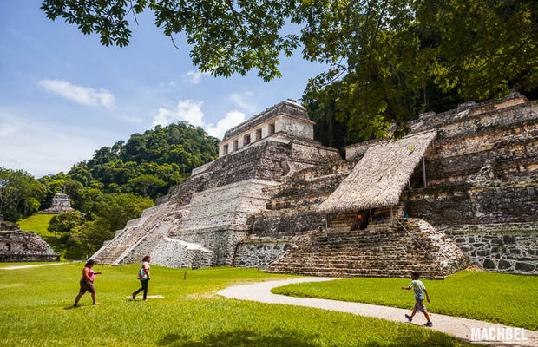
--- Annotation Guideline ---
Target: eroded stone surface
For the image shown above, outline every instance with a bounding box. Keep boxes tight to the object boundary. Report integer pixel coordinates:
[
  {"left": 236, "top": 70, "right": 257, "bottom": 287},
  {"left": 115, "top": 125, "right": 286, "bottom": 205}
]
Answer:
[{"left": 0, "top": 222, "right": 59, "bottom": 262}]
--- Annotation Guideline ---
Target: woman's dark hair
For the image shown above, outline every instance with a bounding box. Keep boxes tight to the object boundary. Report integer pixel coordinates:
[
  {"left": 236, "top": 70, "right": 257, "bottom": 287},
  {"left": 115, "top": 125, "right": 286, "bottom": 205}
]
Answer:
[
  {"left": 142, "top": 255, "right": 151, "bottom": 262},
  {"left": 85, "top": 259, "right": 96, "bottom": 267}
]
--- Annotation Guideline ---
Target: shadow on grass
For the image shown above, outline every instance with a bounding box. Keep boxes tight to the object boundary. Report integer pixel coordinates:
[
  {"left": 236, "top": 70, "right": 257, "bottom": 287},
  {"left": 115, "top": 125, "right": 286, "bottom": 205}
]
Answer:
[
  {"left": 157, "top": 329, "right": 467, "bottom": 347},
  {"left": 157, "top": 330, "right": 317, "bottom": 347},
  {"left": 63, "top": 304, "right": 90, "bottom": 310}
]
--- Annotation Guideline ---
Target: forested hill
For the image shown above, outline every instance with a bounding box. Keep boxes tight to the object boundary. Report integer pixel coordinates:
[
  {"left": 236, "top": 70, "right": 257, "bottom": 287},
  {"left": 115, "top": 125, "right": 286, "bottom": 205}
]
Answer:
[
  {"left": 68, "top": 122, "right": 219, "bottom": 200},
  {"left": 0, "top": 122, "right": 218, "bottom": 222}
]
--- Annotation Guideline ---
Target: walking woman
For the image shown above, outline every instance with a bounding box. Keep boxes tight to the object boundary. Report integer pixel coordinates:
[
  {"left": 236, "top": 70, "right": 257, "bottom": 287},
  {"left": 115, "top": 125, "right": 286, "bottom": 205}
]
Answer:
[
  {"left": 74, "top": 259, "right": 102, "bottom": 306},
  {"left": 132, "top": 255, "right": 151, "bottom": 300}
]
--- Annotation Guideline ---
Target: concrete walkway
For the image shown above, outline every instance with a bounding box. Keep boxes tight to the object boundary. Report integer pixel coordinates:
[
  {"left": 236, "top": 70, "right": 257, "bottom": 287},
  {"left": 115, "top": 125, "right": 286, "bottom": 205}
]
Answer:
[
  {"left": 218, "top": 278, "right": 538, "bottom": 346},
  {"left": 0, "top": 263, "right": 68, "bottom": 270}
]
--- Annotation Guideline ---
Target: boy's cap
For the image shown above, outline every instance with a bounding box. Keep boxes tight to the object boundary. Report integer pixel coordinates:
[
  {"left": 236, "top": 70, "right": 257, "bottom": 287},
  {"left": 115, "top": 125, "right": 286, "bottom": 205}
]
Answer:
[{"left": 411, "top": 271, "right": 420, "bottom": 278}]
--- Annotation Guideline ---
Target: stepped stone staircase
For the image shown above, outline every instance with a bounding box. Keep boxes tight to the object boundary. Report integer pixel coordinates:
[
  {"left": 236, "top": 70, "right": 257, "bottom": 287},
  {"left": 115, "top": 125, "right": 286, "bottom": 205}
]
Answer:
[
  {"left": 267, "top": 218, "right": 468, "bottom": 278},
  {"left": 93, "top": 204, "right": 179, "bottom": 265}
]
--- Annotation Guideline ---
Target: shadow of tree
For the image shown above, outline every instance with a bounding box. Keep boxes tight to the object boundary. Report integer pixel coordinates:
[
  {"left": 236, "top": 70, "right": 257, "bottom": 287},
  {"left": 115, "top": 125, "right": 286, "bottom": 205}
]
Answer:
[
  {"left": 158, "top": 330, "right": 318, "bottom": 347},
  {"left": 157, "top": 327, "right": 465, "bottom": 346},
  {"left": 361, "top": 331, "right": 469, "bottom": 347}
]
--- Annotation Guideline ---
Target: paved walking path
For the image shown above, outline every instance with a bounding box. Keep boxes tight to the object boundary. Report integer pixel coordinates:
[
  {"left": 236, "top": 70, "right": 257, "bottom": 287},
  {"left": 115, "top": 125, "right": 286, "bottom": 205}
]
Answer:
[
  {"left": 218, "top": 277, "right": 538, "bottom": 346},
  {"left": 0, "top": 262, "right": 68, "bottom": 270}
]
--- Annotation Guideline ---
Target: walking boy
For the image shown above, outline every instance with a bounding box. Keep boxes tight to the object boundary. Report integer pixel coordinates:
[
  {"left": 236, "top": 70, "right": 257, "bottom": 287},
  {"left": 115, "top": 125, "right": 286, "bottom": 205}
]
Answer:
[{"left": 401, "top": 271, "right": 432, "bottom": 327}]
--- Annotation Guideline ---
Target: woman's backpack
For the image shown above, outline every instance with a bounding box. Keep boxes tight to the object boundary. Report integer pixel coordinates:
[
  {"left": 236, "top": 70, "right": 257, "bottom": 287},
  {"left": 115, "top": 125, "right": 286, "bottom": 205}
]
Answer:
[{"left": 137, "top": 266, "right": 146, "bottom": 279}]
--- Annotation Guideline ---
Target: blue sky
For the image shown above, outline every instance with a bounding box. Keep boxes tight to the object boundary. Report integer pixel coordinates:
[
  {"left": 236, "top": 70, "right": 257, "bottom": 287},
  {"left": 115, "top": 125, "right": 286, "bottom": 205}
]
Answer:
[{"left": 0, "top": 1, "right": 326, "bottom": 177}]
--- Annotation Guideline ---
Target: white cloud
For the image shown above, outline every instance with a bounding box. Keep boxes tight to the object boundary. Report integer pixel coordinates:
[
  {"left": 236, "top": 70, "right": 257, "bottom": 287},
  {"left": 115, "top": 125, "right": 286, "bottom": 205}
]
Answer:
[
  {"left": 0, "top": 111, "right": 111, "bottom": 177},
  {"left": 206, "top": 110, "right": 246, "bottom": 139},
  {"left": 185, "top": 70, "right": 210, "bottom": 84},
  {"left": 152, "top": 100, "right": 245, "bottom": 139},
  {"left": 158, "top": 81, "right": 177, "bottom": 88},
  {"left": 152, "top": 100, "right": 205, "bottom": 127},
  {"left": 230, "top": 91, "right": 256, "bottom": 113},
  {"left": 38, "top": 79, "right": 115, "bottom": 109}
]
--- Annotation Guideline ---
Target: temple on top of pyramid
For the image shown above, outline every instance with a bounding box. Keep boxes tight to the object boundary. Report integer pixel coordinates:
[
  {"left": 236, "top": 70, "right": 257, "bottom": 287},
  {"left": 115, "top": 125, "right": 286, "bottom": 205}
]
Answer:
[{"left": 41, "top": 192, "right": 75, "bottom": 214}]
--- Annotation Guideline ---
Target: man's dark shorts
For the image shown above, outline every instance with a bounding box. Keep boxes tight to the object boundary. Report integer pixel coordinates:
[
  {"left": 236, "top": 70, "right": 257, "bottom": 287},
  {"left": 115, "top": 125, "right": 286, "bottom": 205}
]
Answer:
[
  {"left": 414, "top": 297, "right": 426, "bottom": 312},
  {"left": 79, "top": 279, "right": 95, "bottom": 294}
]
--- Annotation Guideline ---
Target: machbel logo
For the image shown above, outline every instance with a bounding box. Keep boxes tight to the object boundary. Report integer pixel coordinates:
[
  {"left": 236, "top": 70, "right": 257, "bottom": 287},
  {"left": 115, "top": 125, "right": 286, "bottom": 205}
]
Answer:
[{"left": 470, "top": 326, "right": 528, "bottom": 343}]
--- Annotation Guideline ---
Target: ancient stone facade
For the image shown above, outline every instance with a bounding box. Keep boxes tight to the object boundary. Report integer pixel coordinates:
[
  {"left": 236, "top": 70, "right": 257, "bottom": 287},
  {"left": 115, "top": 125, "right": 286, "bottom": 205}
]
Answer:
[
  {"left": 0, "top": 221, "right": 59, "bottom": 262},
  {"left": 219, "top": 100, "right": 315, "bottom": 157},
  {"left": 233, "top": 237, "right": 294, "bottom": 268},
  {"left": 401, "top": 93, "right": 538, "bottom": 274},
  {"left": 93, "top": 94, "right": 537, "bottom": 276},
  {"left": 41, "top": 193, "right": 75, "bottom": 214}
]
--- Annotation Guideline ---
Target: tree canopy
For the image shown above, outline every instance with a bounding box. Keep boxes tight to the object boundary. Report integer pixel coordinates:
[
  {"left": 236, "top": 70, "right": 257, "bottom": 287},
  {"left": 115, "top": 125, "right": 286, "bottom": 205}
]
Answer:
[
  {"left": 68, "top": 121, "right": 219, "bottom": 199},
  {"left": 42, "top": 0, "right": 537, "bottom": 145},
  {"left": 0, "top": 168, "right": 44, "bottom": 222},
  {"left": 303, "top": 0, "right": 538, "bottom": 144},
  {"left": 41, "top": 0, "right": 301, "bottom": 81}
]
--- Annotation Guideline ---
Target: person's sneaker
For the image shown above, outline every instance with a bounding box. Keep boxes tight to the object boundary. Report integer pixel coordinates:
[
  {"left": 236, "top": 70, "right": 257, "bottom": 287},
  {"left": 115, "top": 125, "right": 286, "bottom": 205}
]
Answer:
[
  {"left": 132, "top": 292, "right": 136, "bottom": 300},
  {"left": 425, "top": 321, "right": 432, "bottom": 327},
  {"left": 404, "top": 314, "right": 412, "bottom": 322}
]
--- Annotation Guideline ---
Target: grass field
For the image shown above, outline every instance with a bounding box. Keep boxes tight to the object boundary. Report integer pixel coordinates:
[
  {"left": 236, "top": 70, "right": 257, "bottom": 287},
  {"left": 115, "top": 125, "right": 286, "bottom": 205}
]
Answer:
[
  {"left": 17, "top": 214, "right": 57, "bottom": 237},
  {"left": 0, "top": 264, "right": 471, "bottom": 346},
  {"left": 17, "top": 213, "right": 68, "bottom": 257},
  {"left": 272, "top": 271, "right": 538, "bottom": 330}
]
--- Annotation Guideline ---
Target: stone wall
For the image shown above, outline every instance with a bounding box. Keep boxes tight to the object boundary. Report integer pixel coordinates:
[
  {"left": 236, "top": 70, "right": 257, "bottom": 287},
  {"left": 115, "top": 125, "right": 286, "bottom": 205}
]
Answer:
[
  {"left": 405, "top": 184, "right": 537, "bottom": 226},
  {"left": 276, "top": 115, "right": 315, "bottom": 140},
  {"left": 402, "top": 94, "right": 538, "bottom": 274},
  {"left": 251, "top": 211, "right": 326, "bottom": 237},
  {"left": 0, "top": 227, "right": 58, "bottom": 262},
  {"left": 150, "top": 237, "right": 213, "bottom": 269},
  {"left": 442, "top": 222, "right": 537, "bottom": 274},
  {"left": 177, "top": 180, "right": 279, "bottom": 232},
  {"left": 233, "top": 237, "right": 293, "bottom": 268}
]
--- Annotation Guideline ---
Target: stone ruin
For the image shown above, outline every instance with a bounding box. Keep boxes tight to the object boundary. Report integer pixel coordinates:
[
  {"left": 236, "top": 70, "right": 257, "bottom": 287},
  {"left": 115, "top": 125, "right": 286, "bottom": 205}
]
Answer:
[
  {"left": 93, "top": 95, "right": 537, "bottom": 277},
  {"left": 41, "top": 192, "right": 75, "bottom": 214},
  {"left": 0, "top": 221, "right": 59, "bottom": 262}
]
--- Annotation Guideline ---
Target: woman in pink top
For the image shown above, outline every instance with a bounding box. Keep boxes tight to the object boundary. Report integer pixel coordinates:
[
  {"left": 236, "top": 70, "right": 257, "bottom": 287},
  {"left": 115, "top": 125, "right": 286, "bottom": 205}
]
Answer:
[{"left": 74, "top": 259, "right": 102, "bottom": 306}]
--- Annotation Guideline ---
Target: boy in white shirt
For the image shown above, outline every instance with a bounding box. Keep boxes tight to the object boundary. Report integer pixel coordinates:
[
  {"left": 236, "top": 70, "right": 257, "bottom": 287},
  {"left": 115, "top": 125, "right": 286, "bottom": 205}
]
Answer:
[{"left": 401, "top": 271, "right": 432, "bottom": 327}]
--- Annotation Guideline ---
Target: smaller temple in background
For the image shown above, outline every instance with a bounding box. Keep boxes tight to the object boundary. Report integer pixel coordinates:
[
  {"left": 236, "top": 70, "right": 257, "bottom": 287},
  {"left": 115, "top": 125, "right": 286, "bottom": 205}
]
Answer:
[{"left": 41, "top": 192, "right": 75, "bottom": 214}]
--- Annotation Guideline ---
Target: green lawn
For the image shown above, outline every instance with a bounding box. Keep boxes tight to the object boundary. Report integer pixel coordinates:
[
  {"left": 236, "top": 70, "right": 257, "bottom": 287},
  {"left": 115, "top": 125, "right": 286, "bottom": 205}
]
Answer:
[
  {"left": 272, "top": 271, "right": 538, "bottom": 330},
  {"left": 17, "top": 213, "right": 57, "bottom": 237},
  {"left": 0, "top": 264, "right": 471, "bottom": 346},
  {"left": 17, "top": 213, "right": 68, "bottom": 257}
]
